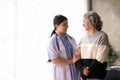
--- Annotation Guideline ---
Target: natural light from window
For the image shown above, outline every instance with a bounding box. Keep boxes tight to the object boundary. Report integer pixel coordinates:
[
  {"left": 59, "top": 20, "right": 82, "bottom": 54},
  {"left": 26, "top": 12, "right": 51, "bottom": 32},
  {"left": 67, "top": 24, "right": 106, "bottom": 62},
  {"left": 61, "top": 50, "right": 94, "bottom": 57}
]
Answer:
[{"left": 0, "top": 0, "right": 88, "bottom": 80}]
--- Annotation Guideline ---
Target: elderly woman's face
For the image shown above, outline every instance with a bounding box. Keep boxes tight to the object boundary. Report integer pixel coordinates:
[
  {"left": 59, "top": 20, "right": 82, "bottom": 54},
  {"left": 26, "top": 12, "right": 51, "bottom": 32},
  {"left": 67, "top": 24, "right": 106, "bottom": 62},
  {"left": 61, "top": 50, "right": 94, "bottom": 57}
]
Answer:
[{"left": 83, "top": 19, "right": 90, "bottom": 31}]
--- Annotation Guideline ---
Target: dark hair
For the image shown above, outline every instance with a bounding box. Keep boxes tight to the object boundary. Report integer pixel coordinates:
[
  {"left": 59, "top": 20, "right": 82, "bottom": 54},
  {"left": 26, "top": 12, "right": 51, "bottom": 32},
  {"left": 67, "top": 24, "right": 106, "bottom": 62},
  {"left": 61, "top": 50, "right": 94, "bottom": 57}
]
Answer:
[
  {"left": 84, "top": 11, "right": 103, "bottom": 31},
  {"left": 50, "top": 15, "right": 68, "bottom": 37}
]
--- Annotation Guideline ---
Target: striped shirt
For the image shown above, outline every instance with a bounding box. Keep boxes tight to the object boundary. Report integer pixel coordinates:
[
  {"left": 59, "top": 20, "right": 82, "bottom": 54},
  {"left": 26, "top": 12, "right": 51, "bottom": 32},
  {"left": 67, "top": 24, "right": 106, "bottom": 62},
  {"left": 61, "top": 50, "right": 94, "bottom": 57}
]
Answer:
[{"left": 76, "top": 31, "right": 110, "bottom": 79}]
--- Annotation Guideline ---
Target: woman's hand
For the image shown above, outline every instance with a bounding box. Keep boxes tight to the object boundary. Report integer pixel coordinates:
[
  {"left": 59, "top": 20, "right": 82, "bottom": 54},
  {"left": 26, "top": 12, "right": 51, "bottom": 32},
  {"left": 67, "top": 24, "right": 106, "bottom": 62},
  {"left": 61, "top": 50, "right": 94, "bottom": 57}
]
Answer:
[
  {"left": 75, "top": 47, "right": 81, "bottom": 55},
  {"left": 72, "top": 47, "right": 81, "bottom": 63},
  {"left": 83, "top": 67, "right": 90, "bottom": 76},
  {"left": 80, "top": 77, "right": 83, "bottom": 80},
  {"left": 72, "top": 54, "right": 80, "bottom": 63}
]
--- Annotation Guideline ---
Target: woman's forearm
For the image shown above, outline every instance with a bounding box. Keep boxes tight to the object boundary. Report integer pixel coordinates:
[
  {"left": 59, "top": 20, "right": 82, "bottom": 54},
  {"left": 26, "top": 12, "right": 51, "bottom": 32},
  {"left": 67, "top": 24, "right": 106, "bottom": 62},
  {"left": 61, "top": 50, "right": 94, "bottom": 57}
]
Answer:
[{"left": 51, "top": 58, "right": 74, "bottom": 64}]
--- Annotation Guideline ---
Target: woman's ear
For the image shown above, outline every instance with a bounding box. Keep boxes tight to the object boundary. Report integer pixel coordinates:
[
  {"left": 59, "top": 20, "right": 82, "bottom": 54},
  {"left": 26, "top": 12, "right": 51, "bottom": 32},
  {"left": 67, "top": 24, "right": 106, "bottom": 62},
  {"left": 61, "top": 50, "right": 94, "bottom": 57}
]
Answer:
[{"left": 55, "top": 24, "right": 58, "bottom": 29}]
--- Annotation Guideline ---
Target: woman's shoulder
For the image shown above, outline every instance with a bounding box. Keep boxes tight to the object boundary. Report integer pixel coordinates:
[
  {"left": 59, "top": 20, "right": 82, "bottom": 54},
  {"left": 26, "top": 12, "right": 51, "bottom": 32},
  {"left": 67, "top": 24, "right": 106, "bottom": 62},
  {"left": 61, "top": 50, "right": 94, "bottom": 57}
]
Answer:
[
  {"left": 99, "top": 31, "right": 108, "bottom": 38},
  {"left": 66, "top": 34, "right": 74, "bottom": 40},
  {"left": 98, "top": 31, "right": 110, "bottom": 46},
  {"left": 48, "top": 34, "right": 56, "bottom": 44}
]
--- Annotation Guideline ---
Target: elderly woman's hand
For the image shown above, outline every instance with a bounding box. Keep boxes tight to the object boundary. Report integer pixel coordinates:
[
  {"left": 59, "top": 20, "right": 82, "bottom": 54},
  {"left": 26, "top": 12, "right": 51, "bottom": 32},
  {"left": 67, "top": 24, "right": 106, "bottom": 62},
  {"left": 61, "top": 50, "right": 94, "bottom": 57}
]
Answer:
[{"left": 83, "top": 67, "right": 90, "bottom": 76}]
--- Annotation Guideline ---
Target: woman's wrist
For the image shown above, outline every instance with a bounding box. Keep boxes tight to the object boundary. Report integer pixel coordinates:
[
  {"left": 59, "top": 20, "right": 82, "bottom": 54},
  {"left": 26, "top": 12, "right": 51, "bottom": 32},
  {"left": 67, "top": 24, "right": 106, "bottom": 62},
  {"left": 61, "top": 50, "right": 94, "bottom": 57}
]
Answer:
[{"left": 71, "top": 58, "right": 75, "bottom": 63}]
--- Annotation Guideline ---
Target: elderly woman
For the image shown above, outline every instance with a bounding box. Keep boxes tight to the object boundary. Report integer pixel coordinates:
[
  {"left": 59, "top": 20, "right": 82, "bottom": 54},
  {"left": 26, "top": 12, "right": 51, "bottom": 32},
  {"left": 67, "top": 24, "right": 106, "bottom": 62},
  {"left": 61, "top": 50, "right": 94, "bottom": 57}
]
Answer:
[{"left": 75, "top": 11, "right": 110, "bottom": 80}]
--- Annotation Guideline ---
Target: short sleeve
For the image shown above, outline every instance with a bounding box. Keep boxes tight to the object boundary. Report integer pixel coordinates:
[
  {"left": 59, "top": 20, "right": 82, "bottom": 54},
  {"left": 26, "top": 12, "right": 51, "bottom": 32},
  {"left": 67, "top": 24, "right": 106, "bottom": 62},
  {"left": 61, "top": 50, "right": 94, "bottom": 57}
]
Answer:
[{"left": 47, "top": 38, "right": 59, "bottom": 61}]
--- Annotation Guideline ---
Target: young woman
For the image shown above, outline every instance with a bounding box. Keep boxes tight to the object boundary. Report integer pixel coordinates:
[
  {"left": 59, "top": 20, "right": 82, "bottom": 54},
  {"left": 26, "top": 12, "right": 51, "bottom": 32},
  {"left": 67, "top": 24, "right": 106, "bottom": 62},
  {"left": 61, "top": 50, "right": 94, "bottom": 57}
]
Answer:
[
  {"left": 75, "top": 11, "right": 110, "bottom": 80},
  {"left": 47, "top": 15, "right": 80, "bottom": 80}
]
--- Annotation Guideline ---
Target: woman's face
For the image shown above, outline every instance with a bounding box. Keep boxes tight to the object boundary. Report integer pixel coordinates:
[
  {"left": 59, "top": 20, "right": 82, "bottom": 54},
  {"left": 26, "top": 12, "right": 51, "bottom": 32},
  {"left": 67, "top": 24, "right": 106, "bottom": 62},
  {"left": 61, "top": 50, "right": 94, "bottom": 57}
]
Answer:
[
  {"left": 83, "top": 19, "right": 90, "bottom": 31},
  {"left": 56, "top": 20, "right": 68, "bottom": 33}
]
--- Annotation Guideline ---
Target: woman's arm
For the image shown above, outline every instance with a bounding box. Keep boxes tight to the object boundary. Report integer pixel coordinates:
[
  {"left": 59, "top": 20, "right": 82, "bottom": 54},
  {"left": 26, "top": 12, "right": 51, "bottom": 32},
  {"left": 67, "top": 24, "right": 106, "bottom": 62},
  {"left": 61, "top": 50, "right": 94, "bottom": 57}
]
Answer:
[
  {"left": 52, "top": 48, "right": 81, "bottom": 64},
  {"left": 52, "top": 54, "right": 80, "bottom": 64}
]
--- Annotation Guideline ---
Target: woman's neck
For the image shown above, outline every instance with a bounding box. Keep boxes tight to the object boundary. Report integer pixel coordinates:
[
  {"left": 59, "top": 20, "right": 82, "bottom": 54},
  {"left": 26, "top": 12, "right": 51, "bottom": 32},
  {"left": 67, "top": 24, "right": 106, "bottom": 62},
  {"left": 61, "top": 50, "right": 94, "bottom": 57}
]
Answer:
[
  {"left": 56, "top": 30, "right": 65, "bottom": 38},
  {"left": 88, "top": 28, "right": 99, "bottom": 36}
]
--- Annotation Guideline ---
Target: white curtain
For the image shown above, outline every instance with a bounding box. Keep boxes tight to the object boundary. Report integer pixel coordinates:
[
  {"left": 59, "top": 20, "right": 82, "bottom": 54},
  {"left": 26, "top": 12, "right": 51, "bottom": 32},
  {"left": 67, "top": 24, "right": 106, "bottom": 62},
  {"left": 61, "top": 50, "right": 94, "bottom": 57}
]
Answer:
[{"left": 0, "top": 0, "right": 88, "bottom": 80}]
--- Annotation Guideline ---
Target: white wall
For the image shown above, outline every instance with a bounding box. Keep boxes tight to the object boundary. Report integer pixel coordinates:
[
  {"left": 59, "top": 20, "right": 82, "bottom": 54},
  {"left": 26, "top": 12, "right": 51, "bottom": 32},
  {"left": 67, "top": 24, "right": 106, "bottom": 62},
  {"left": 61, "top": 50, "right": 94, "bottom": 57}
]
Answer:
[
  {"left": 0, "top": 0, "right": 16, "bottom": 80},
  {"left": 0, "top": 0, "right": 88, "bottom": 80},
  {"left": 92, "top": 0, "right": 120, "bottom": 65}
]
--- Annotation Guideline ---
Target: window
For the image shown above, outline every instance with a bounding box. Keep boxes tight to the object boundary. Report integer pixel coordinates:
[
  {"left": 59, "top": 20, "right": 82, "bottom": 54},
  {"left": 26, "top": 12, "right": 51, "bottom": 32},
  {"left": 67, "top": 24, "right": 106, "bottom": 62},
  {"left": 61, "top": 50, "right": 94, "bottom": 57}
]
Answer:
[{"left": 0, "top": 0, "right": 88, "bottom": 80}]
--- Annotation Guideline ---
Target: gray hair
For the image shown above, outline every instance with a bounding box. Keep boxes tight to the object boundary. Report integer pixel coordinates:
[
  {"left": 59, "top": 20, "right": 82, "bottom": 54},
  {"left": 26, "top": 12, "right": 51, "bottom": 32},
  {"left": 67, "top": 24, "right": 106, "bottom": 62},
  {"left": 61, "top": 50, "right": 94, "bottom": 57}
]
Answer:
[{"left": 83, "top": 11, "right": 103, "bottom": 31}]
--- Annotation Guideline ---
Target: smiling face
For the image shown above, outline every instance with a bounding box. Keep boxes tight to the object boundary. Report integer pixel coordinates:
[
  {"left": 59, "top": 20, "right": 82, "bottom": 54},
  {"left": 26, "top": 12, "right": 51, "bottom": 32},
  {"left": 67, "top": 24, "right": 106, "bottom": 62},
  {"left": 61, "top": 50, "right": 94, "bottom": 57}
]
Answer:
[
  {"left": 83, "top": 11, "right": 103, "bottom": 32},
  {"left": 56, "top": 20, "right": 68, "bottom": 34},
  {"left": 83, "top": 19, "right": 91, "bottom": 31}
]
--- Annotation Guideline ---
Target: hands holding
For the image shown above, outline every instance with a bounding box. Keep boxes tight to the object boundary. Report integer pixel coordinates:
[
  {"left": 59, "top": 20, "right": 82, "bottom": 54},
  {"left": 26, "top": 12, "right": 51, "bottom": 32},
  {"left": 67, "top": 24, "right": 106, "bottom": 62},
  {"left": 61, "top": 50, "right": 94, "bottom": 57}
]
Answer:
[
  {"left": 72, "top": 47, "right": 81, "bottom": 63},
  {"left": 75, "top": 47, "right": 81, "bottom": 55}
]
